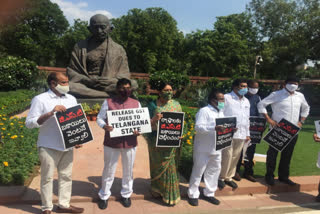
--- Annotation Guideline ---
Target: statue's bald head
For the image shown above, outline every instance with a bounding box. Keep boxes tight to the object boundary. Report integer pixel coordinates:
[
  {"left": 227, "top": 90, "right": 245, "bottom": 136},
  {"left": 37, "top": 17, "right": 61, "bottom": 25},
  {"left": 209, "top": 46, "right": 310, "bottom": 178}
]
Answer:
[
  {"left": 89, "top": 14, "right": 110, "bottom": 27},
  {"left": 88, "top": 14, "right": 111, "bottom": 42}
]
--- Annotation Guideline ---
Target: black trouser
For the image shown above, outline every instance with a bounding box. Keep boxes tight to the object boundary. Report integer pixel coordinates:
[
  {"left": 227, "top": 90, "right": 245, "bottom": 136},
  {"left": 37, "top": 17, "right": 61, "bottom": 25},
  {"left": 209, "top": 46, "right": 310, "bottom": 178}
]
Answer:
[
  {"left": 265, "top": 135, "right": 298, "bottom": 179},
  {"left": 236, "top": 143, "right": 257, "bottom": 176}
]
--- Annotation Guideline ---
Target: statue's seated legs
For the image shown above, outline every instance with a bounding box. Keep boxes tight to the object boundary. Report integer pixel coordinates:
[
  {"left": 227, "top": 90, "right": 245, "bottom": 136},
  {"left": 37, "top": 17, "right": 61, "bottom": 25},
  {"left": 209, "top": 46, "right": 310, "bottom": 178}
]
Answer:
[
  {"left": 69, "top": 82, "right": 111, "bottom": 98},
  {"left": 69, "top": 79, "right": 138, "bottom": 98}
]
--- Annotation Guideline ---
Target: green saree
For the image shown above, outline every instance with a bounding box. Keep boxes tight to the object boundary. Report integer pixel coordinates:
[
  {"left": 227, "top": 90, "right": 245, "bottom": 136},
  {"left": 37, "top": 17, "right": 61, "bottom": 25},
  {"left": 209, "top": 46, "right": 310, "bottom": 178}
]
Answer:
[{"left": 146, "top": 99, "right": 182, "bottom": 205}]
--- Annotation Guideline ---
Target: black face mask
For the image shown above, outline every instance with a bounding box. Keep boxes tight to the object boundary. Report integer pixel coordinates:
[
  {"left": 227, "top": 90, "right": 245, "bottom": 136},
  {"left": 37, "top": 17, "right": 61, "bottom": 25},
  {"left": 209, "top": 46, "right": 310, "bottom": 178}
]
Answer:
[{"left": 119, "top": 89, "right": 132, "bottom": 98}]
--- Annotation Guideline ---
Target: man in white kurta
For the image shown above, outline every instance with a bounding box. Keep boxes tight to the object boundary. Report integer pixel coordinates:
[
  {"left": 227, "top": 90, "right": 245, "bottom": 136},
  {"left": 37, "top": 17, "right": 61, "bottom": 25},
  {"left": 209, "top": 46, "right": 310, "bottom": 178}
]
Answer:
[
  {"left": 257, "top": 77, "right": 310, "bottom": 186},
  {"left": 219, "top": 79, "right": 250, "bottom": 190},
  {"left": 26, "top": 72, "right": 84, "bottom": 214},
  {"left": 187, "top": 90, "right": 225, "bottom": 206}
]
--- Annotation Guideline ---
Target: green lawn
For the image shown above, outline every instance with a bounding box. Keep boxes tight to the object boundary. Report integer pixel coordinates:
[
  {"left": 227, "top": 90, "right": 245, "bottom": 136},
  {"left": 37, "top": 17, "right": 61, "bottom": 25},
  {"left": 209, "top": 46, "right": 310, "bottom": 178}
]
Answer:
[{"left": 250, "top": 116, "right": 320, "bottom": 177}]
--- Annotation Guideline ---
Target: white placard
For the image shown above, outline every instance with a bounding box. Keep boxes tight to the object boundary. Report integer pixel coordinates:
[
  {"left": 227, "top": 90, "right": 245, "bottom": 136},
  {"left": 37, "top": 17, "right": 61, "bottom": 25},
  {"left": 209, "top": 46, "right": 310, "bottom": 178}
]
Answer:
[
  {"left": 106, "top": 107, "right": 152, "bottom": 138},
  {"left": 315, "top": 120, "right": 320, "bottom": 137}
]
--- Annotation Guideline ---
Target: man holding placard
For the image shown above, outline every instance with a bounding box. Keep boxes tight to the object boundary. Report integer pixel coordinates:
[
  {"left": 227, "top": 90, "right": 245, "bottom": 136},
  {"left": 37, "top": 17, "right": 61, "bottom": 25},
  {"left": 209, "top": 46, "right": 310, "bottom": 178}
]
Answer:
[
  {"left": 187, "top": 89, "right": 225, "bottom": 206},
  {"left": 26, "top": 72, "right": 84, "bottom": 214},
  {"left": 96, "top": 78, "right": 143, "bottom": 210},
  {"left": 258, "top": 76, "right": 310, "bottom": 186},
  {"left": 235, "top": 79, "right": 262, "bottom": 182},
  {"left": 218, "top": 79, "right": 251, "bottom": 190}
]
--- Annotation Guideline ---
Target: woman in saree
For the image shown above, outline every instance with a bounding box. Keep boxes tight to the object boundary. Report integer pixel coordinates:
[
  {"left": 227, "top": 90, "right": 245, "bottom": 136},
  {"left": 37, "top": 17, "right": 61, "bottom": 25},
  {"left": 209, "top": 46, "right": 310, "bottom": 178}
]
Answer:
[{"left": 146, "top": 81, "right": 182, "bottom": 206}]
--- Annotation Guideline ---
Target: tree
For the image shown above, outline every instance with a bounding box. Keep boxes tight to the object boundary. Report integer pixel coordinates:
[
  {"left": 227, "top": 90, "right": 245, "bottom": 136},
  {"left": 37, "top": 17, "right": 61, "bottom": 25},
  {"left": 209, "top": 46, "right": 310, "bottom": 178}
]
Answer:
[
  {"left": 0, "top": 0, "right": 69, "bottom": 66},
  {"left": 248, "top": 0, "right": 320, "bottom": 78},
  {"left": 111, "top": 8, "right": 184, "bottom": 74},
  {"left": 56, "top": 19, "right": 90, "bottom": 67},
  {"left": 184, "top": 13, "right": 258, "bottom": 77}
]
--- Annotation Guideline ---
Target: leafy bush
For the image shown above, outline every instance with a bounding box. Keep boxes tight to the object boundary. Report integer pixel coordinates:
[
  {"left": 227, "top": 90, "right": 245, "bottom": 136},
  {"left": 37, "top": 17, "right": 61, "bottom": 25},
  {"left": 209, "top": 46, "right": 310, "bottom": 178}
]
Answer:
[
  {"left": 0, "top": 91, "right": 40, "bottom": 186},
  {"left": 149, "top": 69, "right": 190, "bottom": 91},
  {"left": 204, "top": 77, "right": 233, "bottom": 94},
  {"left": 0, "top": 116, "right": 39, "bottom": 185},
  {"left": 0, "top": 56, "right": 39, "bottom": 91},
  {"left": 179, "top": 106, "right": 198, "bottom": 180},
  {"left": 137, "top": 95, "right": 157, "bottom": 107},
  {"left": 0, "top": 90, "right": 38, "bottom": 116}
]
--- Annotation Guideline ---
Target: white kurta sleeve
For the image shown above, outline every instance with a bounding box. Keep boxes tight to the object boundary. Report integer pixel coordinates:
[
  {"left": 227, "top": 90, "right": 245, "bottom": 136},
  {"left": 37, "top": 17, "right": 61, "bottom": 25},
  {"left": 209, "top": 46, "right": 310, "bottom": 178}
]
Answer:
[
  {"left": 257, "top": 92, "right": 277, "bottom": 114},
  {"left": 300, "top": 94, "right": 310, "bottom": 118},
  {"left": 246, "top": 101, "right": 250, "bottom": 137},
  {"left": 195, "top": 108, "right": 215, "bottom": 134},
  {"left": 97, "top": 100, "right": 109, "bottom": 128},
  {"left": 25, "top": 96, "right": 43, "bottom": 129}
]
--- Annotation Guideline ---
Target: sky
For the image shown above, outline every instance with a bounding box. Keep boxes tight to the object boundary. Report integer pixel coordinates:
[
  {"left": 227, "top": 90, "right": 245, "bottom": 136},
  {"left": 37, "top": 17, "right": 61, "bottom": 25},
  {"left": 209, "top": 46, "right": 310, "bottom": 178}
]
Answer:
[{"left": 51, "top": 0, "right": 251, "bottom": 34}]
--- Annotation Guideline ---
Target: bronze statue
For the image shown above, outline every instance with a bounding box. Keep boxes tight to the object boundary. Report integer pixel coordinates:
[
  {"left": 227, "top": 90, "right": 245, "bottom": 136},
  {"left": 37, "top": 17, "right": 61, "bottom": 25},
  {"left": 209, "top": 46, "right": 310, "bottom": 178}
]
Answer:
[{"left": 67, "top": 14, "right": 137, "bottom": 98}]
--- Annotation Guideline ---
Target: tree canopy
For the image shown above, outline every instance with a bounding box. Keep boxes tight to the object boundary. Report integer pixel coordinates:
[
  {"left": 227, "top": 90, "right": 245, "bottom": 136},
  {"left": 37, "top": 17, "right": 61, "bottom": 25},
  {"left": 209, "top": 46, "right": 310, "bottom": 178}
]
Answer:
[
  {"left": 0, "top": 1, "right": 319, "bottom": 79},
  {"left": 111, "top": 7, "right": 184, "bottom": 74},
  {"left": 0, "top": 0, "right": 69, "bottom": 66},
  {"left": 248, "top": 0, "right": 320, "bottom": 78}
]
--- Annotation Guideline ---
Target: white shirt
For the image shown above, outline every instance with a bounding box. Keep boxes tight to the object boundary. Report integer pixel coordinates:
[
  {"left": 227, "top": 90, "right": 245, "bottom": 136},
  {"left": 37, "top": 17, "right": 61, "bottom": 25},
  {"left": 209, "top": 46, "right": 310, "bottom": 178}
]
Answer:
[
  {"left": 257, "top": 88, "right": 310, "bottom": 125},
  {"left": 97, "top": 99, "right": 141, "bottom": 128},
  {"left": 223, "top": 91, "right": 250, "bottom": 139},
  {"left": 26, "top": 90, "right": 77, "bottom": 151},
  {"left": 194, "top": 104, "right": 224, "bottom": 154}
]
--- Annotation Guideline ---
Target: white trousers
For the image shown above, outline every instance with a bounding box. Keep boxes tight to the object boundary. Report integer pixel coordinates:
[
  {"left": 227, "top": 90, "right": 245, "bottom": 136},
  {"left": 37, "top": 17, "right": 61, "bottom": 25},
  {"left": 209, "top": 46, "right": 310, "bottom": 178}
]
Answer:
[
  {"left": 98, "top": 146, "right": 136, "bottom": 200},
  {"left": 39, "top": 147, "right": 73, "bottom": 211},
  {"left": 188, "top": 151, "right": 221, "bottom": 199},
  {"left": 219, "top": 138, "right": 245, "bottom": 181}
]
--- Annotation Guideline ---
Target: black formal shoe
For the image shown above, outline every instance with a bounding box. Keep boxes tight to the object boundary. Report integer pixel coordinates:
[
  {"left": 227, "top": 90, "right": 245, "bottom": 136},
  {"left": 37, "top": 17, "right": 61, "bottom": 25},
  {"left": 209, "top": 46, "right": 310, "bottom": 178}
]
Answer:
[
  {"left": 232, "top": 172, "right": 241, "bottom": 181},
  {"left": 121, "top": 197, "right": 131, "bottom": 208},
  {"left": 278, "top": 178, "right": 297, "bottom": 186},
  {"left": 203, "top": 196, "right": 220, "bottom": 205},
  {"left": 218, "top": 180, "right": 225, "bottom": 190},
  {"left": 316, "top": 194, "right": 320, "bottom": 202},
  {"left": 244, "top": 174, "right": 257, "bottom": 182},
  {"left": 98, "top": 199, "right": 108, "bottom": 210},
  {"left": 265, "top": 176, "right": 275, "bottom": 186},
  {"left": 224, "top": 180, "right": 238, "bottom": 189},
  {"left": 187, "top": 197, "right": 198, "bottom": 206}
]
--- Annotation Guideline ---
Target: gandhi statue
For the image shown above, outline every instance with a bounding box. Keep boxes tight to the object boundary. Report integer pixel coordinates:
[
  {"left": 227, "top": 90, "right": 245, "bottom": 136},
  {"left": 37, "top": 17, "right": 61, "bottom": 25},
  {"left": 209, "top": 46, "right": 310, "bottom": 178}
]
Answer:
[{"left": 67, "top": 14, "right": 137, "bottom": 98}]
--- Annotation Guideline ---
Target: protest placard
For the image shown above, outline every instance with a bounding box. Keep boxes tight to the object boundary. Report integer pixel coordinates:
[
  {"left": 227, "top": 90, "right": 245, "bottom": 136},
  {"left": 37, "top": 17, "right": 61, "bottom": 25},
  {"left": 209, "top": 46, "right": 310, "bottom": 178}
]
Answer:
[
  {"left": 249, "top": 116, "right": 266, "bottom": 144},
  {"left": 55, "top": 104, "right": 93, "bottom": 149},
  {"left": 107, "top": 107, "right": 151, "bottom": 138},
  {"left": 263, "top": 118, "right": 300, "bottom": 152},
  {"left": 156, "top": 112, "right": 185, "bottom": 147},
  {"left": 215, "top": 117, "right": 237, "bottom": 151},
  {"left": 315, "top": 120, "right": 320, "bottom": 137}
]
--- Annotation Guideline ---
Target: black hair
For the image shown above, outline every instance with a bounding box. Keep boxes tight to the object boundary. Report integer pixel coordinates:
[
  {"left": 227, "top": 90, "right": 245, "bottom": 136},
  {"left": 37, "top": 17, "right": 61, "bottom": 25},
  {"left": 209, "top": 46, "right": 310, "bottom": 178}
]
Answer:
[
  {"left": 156, "top": 81, "right": 172, "bottom": 91},
  {"left": 47, "top": 72, "right": 67, "bottom": 86},
  {"left": 208, "top": 89, "right": 223, "bottom": 103},
  {"left": 247, "top": 79, "right": 259, "bottom": 87},
  {"left": 285, "top": 76, "right": 300, "bottom": 84},
  {"left": 116, "top": 78, "right": 131, "bottom": 88},
  {"left": 232, "top": 78, "right": 247, "bottom": 89}
]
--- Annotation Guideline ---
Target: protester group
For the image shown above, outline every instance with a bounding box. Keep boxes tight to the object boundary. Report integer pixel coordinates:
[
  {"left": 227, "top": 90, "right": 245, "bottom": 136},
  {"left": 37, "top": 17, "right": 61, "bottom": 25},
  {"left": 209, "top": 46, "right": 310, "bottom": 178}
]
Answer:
[{"left": 26, "top": 71, "right": 319, "bottom": 214}]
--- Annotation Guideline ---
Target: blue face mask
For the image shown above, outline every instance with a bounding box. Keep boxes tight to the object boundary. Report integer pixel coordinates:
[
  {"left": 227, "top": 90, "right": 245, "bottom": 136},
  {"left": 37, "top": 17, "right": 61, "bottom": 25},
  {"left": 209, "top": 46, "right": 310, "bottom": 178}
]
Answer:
[
  {"left": 217, "top": 102, "right": 225, "bottom": 110},
  {"left": 238, "top": 88, "right": 248, "bottom": 96}
]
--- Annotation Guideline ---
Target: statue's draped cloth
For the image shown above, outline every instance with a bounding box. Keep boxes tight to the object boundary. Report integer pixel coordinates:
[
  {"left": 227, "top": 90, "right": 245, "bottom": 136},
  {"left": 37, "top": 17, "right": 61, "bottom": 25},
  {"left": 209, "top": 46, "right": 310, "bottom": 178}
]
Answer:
[{"left": 67, "top": 37, "right": 137, "bottom": 98}]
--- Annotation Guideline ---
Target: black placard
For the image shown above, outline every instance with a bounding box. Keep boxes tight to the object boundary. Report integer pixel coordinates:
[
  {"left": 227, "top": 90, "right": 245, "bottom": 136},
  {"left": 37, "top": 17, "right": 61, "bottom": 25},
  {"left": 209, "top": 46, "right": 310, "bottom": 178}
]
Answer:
[
  {"left": 156, "top": 112, "right": 185, "bottom": 147},
  {"left": 55, "top": 104, "right": 93, "bottom": 149},
  {"left": 249, "top": 116, "right": 266, "bottom": 144},
  {"left": 263, "top": 118, "right": 300, "bottom": 152},
  {"left": 215, "top": 117, "right": 237, "bottom": 151}
]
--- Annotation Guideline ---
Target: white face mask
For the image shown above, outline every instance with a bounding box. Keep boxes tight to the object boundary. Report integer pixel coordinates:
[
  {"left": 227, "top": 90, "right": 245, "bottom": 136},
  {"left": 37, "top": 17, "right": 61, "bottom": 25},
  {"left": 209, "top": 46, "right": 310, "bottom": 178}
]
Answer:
[
  {"left": 55, "top": 84, "right": 69, "bottom": 94},
  {"left": 286, "top": 84, "right": 298, "bottom": 92},
  {"left": 248, "top": 88, "right": 259, "bottom": 95}
]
